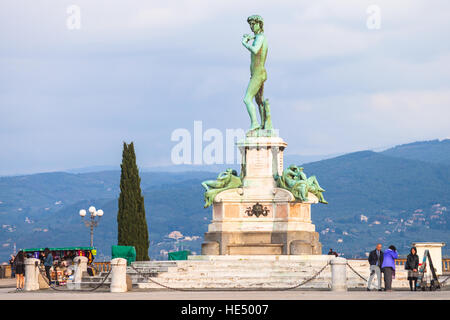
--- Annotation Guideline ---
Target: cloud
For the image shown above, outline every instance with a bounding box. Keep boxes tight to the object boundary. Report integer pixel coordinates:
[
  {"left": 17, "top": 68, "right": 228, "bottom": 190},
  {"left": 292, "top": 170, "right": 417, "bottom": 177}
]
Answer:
[
  {"left": 1, "top": 0, "right": 450, "bottom": 174},
  {"left": 277, "top": 88, "right": 450, "bottom": 155}
]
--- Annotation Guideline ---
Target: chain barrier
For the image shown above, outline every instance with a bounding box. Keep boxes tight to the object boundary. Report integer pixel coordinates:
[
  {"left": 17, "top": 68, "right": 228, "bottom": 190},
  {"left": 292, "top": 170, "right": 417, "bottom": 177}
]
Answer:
[
  {"left": 37, "top": 263, "right": 113, "bottom": 292},
  {"left": 346, "top": 262, "right": 368, "bottom": 282},
  {"left": 130, "top": 262, "right": 330, "bottom": 291},
  {"left": 439, "top": 276, "right": 450, "bottom": 286}
]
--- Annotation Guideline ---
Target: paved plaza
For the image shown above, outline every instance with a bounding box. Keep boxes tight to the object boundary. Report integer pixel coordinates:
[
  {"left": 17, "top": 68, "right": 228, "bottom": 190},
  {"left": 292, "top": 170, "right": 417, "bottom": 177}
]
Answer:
[{"left": 1, "top": 279, "right": 449, "bottom": 300}]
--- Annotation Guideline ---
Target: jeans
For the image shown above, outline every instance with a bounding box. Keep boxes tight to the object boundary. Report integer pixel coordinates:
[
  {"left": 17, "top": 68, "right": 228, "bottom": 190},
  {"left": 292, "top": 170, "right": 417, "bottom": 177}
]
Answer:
[
  {"left": 367, "top": 265, "right": 382, "bottom": 290},
  {"left": 45, "top": 266, "right": 52, "bottom": 283}
]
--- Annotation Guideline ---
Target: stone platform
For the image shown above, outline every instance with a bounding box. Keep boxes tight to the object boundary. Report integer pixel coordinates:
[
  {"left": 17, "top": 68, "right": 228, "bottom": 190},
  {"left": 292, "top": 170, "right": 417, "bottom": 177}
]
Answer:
[
  {"left": 134, "top": 255, "right": 414, "bottom": 290},
  {"left": 136, "top": 255, "right": 334, "bottom": 290}
]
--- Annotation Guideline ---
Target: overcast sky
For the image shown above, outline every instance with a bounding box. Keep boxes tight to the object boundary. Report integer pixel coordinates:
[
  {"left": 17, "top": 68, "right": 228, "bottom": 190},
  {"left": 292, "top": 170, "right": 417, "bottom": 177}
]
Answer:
[{"left": 1, "top": 0, "right": 450, "bottom": 175}]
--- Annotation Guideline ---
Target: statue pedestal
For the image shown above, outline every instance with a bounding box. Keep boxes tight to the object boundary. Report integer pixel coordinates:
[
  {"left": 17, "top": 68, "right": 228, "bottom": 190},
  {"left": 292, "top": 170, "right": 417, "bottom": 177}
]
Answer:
[{"left": 202, "top": 134, "right": 322, "bottom": 255}]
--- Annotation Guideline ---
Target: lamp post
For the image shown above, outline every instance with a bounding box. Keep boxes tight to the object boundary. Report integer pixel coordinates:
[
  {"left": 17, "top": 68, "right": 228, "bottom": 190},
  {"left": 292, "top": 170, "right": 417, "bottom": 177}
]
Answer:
[{"left": 79, "top": 206, "right": 104, "bottom": 247}]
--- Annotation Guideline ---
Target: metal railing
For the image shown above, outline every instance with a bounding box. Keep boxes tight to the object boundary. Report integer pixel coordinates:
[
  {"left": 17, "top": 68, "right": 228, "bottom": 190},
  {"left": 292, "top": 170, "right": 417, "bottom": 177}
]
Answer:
[
  {"left": 395, "top": 258, "right": 406, "bottom": 267},
  {"left": 0, "top": 265, "right": 12, "bottom": 278},
  {"left": 93, "top": 261, "right": 111, "bottom": 273},
  {"left": 350, "top": 258, "right": 450, "bottom": 272},
  {"left": 443, "top": 259, "right": 450, "bottom": 272}
]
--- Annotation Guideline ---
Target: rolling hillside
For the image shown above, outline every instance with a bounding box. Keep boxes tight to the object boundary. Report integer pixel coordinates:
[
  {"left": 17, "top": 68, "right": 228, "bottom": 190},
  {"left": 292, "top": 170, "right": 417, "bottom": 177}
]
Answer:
[{"left": 381, "top": 139, "right": 450, "bottom": 165}]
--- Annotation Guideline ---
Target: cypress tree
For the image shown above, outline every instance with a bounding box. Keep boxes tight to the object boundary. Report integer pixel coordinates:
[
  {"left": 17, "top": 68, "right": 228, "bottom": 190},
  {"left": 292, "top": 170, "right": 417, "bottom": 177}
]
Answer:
[{"left": 117, "top": 142, "right": 150, "bottom": 261}]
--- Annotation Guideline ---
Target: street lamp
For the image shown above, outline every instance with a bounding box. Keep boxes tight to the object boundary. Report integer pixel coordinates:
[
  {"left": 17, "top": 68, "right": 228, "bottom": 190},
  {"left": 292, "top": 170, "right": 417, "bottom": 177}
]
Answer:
[{"left": 79, "top": 206, "right": 104, "bottom": 247}]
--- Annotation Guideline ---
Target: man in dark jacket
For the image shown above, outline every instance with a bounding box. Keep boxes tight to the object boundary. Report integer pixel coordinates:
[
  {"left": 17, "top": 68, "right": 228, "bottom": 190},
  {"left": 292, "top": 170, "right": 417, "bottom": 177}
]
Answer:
[{"left": 367, "top": 243, "right": 384, "bottom": 291}]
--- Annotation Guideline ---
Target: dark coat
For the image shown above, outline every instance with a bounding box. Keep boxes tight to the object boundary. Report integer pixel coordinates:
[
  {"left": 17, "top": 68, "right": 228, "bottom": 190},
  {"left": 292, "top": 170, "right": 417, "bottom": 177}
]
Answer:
[
  {"left": 405, "top": 254, "right": 419, "bottom": 270},
  {"left": 368, "top": 249, "right": 384, "bottom": 266}
]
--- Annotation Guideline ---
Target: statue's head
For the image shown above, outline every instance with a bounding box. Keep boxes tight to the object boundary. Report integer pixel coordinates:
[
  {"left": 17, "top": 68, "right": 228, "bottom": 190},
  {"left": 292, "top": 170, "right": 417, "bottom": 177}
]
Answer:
[
  {"left": 225, "top": 168, "right": 238, "bottom": 176},
  {"left": 247, "top": 15, "right": 264, "bottom": 33}
]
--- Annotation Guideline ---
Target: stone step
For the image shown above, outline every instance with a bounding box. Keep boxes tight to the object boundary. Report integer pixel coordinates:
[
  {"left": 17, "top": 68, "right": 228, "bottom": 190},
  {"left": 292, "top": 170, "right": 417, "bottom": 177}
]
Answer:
[
  {"left": 164, "top": 263, "right": 329, "bottom": 270},
  {"left": 142, "top": 274, "right": 330, "bottom": 282},
  {"left": 131, "top": 262, "right": 177, "bottom": 267},
  {"left": 168, "top": 264, "right": 325, "bottom": 272},
  {"left": 127, "top": 268, "right": 169, "bottom": 274},
  {"left": 128, "top": 274, "right": 158, "bottom": 279},
  {"left": 187, "top": 255, "right": 331, "bottom": 261},
  {"left": 66, "top": 282, "right": 111, "bottom": 289},
  {"left": 175, "top": 260, "right": 325, "bottom": 265},
  {"left": 154, "top": 270, "right": 327, "bottom": 278},
  {"left": 137, "top": 280, "right": 331, "bottom": 290},
  {"left": 130, "top": 266, "right": 174, "bottom": 271},
  {"left": 172, "top": 263, "right": 325, "bottom": 268},
  {"left": 81, "top": 277, "right": 112, "bottom": 283},
  {"left": 130, "top": 262, "right": 175, "bottom": 265}
]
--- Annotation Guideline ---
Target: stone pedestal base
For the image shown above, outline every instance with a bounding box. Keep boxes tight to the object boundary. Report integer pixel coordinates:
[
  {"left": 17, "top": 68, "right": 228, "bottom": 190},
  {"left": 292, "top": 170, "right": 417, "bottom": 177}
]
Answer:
[
  {"left": 202, "top": 231, "right": 322, "bottom": 255},
  {"left": 201, "top": 134, "right": 323, "bottom": 256}
]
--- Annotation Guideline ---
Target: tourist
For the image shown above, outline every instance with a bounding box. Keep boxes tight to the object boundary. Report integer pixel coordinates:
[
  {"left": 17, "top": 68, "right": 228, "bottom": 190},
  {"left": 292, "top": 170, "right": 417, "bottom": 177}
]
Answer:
[
  {"left": 381, "top": 245, "right": 398, "bottom": 291},
  {"left": 9, "top": 255, "right": 15, "bottom": 278},
  {"left": 367, "top": 243, "right": 384, "bottom": 291},
  {"left": 43, "top": 248, "right": 54, "bottom": 283},
  {"left": 327, "top": 248, "right": 338, "bottom": 257},
  {"left": 39, "top": 251, "right": 46, "bottom": 264},
  {"left": 13, "top": 251, "right": 25, "bottom": 291},
  {"left": 405, "top": 246, "right": 419, "bottom": 291}
]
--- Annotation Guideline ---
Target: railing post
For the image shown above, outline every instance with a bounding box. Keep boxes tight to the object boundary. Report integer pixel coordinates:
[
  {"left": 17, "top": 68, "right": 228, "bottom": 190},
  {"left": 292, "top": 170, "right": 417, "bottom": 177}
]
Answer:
[
  {"left": 24, "top": 258, "right": 40, "bottom": 291},
  {"left": 68, "top": 256, "right": 88, "bottom": 290},
  {"left": 110, "top": 258, "right": 128, "bottom": 293},
  {"left": 331, "top": 257, "right": 347, "bottom": 292}
]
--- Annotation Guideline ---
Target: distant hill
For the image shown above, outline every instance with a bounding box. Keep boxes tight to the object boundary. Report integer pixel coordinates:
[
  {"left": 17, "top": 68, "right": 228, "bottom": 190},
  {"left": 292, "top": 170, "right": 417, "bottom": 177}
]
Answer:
[
  {"left": 303, "top": 150, "right": 450, "bottom": 216},
  {"left": 63, "top": 153, "right": 341, "bottom": 174},
  {"left": 302, "top": 151, "right": 450, "bottom": 257},
  {"left": 0, "top": 173, "right": 211, "bottom": 261},
  {"left": 381, "top": 139, "right": 450, "bottom": 165},
  {"left": 1, "top": 140, "right": 449, "bottom": 261}
]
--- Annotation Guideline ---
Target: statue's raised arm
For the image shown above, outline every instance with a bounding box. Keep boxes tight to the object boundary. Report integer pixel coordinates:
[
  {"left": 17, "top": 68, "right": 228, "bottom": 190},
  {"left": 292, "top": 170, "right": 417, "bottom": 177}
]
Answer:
[{"left": 242, "top": 33, "right": 264, "bottom": 54}]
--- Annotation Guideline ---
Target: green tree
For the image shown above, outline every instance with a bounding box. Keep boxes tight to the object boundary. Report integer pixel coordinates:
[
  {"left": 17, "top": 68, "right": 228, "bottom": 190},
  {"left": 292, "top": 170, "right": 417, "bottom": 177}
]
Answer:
[{"left": 117, "top": 142, "right": 150, "bottom": 261}]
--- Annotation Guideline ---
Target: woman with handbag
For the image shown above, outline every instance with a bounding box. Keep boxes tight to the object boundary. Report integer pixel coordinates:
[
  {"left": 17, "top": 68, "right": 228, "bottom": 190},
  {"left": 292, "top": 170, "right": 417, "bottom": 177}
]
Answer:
[
  {"left": 405, "top": 247, "right": 419, "bottom": 291},
  {"left": 13, "top": 251, "right": 25, "bottom": 291}
]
